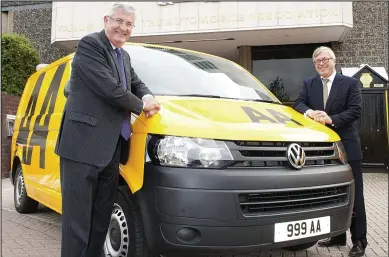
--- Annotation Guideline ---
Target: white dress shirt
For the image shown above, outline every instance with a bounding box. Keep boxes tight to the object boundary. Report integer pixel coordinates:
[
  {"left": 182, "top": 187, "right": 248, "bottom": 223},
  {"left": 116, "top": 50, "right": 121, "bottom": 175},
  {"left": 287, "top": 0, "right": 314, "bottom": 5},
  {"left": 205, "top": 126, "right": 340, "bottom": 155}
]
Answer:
[
  {"left": 305, "top": 70, "right": 337, "bottom": 117},
  {"left": 304, "top": 70, "right": 337, "bottom": 127}
]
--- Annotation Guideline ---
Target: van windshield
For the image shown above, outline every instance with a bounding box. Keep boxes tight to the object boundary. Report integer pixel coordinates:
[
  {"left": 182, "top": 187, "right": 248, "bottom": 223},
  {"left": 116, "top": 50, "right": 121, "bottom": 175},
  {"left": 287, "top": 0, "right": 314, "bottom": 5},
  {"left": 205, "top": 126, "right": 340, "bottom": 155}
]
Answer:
[{"left": 124, "top": 45, "right": 279, "bottom": 102}]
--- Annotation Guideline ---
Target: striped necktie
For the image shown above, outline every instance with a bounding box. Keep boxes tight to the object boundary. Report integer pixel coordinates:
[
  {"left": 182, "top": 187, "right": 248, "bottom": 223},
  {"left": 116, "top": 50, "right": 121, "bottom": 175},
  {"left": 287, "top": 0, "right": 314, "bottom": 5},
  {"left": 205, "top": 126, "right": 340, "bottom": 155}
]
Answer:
[
  {"left": 114, "top": 48, "right": 131, "bottom": 140},
  {"left": 322, "top": 78, "right": 329, "bottom": 109}
]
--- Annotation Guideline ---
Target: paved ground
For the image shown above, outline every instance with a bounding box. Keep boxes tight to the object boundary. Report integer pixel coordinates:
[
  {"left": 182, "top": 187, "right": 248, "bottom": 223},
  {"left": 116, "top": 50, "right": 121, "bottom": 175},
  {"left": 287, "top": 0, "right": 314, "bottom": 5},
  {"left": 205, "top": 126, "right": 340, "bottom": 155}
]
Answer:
[{"left": 2, "top": 172, "right": 388, "bottom": 257}]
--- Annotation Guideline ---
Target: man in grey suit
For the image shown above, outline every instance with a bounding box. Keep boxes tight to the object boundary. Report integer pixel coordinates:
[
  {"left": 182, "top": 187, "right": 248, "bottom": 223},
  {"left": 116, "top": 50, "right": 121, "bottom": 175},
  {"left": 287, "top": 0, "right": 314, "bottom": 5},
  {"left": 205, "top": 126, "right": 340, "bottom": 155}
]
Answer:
[{"left": 55, "top": 3, "right": 161, "bottom": 257}]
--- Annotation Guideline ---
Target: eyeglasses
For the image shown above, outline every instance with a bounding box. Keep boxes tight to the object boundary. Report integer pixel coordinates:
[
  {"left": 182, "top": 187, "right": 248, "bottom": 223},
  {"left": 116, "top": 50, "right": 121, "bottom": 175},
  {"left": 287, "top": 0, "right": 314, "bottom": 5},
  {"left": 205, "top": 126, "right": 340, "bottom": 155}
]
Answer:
[
  {"left": 313, "top": 57, "right": 332, "bottom": 65},
  {"left": 107, "top": 16, "right": 135, "bottom": 28}
]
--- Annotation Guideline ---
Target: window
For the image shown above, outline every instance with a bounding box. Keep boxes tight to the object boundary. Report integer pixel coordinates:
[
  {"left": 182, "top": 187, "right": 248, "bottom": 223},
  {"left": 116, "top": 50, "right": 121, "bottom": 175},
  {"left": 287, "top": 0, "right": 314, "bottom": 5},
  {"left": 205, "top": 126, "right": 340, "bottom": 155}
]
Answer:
[
  {"left": 2, "top": 11, "right": 9, "bottom": 33},
  {"left": 251, "top": 43, "right": 330, "bottom": 104},
  {"left": 123, "top": 45, "right": 278, "bottom": 102}
]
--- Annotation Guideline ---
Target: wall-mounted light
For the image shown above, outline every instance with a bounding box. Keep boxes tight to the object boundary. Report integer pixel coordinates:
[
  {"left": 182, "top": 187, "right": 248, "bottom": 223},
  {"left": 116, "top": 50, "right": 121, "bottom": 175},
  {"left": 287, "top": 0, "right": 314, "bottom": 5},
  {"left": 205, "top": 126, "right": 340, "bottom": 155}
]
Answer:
[{"left": 6, "top": 114, "right": 16, "bottom": 137}]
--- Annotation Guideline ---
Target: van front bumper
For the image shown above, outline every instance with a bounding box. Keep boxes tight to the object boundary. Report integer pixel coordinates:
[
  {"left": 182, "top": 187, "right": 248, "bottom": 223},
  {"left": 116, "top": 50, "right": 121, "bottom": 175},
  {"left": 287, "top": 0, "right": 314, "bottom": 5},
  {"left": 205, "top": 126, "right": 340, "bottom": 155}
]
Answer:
[{"left": 136, "top": 163, "right": 354, "bottom": 254}]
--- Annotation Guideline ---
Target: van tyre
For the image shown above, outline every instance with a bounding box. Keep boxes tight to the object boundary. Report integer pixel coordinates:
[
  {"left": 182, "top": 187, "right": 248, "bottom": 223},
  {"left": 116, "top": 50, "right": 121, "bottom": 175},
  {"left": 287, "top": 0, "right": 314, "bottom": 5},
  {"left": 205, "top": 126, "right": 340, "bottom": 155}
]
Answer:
[
  {"left": 104, "top": 186, "right": 160, "bottom": 257},
  {"left": 283, "top": 241, "right": 317, "bottom": 251},
  {"left": 14, "top": 165, "right": 39, "bottom": 213}
]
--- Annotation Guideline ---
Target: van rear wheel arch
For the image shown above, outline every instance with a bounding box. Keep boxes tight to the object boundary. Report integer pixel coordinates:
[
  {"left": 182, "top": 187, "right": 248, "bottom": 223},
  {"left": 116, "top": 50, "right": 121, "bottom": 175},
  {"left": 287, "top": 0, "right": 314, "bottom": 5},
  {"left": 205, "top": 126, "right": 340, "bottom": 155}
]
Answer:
[{"left": 12, "top": 157, "right": 21, "bottom": 184}]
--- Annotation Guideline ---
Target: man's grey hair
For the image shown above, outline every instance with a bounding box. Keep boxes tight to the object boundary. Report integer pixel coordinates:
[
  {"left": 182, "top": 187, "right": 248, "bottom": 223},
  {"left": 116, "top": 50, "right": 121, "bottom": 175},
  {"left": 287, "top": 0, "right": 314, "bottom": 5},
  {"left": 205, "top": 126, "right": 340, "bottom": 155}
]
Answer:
[
  {"left": 107, "top": 3, "right": 136, "bottom": 16},
  {"left": 312, "top": 46, "right": 336, "bottom": 62}
]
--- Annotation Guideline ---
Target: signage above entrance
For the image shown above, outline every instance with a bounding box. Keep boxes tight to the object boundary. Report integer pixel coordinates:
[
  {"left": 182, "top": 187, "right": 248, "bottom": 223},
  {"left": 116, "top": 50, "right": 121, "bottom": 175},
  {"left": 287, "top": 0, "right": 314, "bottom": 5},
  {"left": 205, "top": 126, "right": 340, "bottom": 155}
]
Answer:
[
  {"left": 51, "top": 1, "right": 353, "bottom": 60},
  {"left": 52, "top": 1, "right": 352, "bottom": 39}
]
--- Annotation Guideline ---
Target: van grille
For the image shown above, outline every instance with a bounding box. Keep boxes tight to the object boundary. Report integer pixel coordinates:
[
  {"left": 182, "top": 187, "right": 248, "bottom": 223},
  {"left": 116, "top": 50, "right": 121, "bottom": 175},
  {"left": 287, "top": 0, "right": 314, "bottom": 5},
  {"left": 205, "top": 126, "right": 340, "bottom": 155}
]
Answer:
[
  {"left": 239, "top": 186, "right": 348, "bottom": 215},
  {"left": 225, "top": 141, "right": 340, "bottom": 168}
]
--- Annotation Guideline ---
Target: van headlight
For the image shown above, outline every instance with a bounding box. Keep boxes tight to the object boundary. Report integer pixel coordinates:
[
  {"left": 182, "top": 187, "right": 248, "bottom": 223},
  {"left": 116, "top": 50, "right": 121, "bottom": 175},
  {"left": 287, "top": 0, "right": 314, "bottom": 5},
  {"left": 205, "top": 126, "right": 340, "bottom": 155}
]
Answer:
[
  {"left": 335, "top": 141, "right": 348, "bottom": 165},
  {"left": 147, "top": 136, "right": 234, "bottom": 169}
]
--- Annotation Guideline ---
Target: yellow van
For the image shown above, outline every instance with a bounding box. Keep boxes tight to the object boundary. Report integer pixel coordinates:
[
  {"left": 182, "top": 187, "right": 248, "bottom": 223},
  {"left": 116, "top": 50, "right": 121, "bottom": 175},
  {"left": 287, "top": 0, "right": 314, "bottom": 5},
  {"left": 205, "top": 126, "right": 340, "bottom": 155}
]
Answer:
[{"left": 10, "top": 43, "right": 354, "bottom": 256}]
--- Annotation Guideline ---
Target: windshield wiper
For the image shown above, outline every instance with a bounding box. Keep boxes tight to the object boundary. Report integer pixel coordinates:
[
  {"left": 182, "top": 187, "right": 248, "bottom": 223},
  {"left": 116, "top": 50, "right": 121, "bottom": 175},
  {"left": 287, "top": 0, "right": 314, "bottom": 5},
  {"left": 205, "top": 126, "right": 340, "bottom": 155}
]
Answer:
[
  {"left": 244, "top": 99, "right": 281, "bottom": 104},
  {"left": 159, "top": 94, "right": 230, "bottom": 99},
  {"left": 177, "top": 94, "right": 222, "bottom": 98},
  {"left": 157, "top": 94, "right": 281, "bottom": 104}
]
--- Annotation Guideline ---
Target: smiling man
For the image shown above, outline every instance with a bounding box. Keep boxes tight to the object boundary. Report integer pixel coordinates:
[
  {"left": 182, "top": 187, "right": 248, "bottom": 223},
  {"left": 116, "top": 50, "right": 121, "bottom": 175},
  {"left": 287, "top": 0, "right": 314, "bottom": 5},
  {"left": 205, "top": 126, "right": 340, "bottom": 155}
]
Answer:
[
  {"left": 55, "top": 3, "right": 161, "bottom": 257},
  {"left": 293, "top": 46, "right": 367, "bottom": 257}
]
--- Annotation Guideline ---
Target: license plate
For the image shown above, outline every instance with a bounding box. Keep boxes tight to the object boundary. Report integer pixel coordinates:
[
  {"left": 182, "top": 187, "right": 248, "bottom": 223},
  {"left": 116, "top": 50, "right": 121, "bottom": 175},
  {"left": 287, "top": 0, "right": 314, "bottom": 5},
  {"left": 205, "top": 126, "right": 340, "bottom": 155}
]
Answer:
[{"left": 274, "top": 216, "right": 330, "bottom": 242}]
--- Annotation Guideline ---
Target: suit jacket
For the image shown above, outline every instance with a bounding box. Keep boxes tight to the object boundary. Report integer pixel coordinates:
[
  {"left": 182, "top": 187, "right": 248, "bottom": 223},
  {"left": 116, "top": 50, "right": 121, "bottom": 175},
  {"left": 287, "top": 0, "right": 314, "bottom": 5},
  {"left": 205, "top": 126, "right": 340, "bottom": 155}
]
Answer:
[
  {"left": 55, "top": 30, "right": 152, "bottom": 167},
  {"left": 293, "top": 73, "right": 363, "bottom": 161}
]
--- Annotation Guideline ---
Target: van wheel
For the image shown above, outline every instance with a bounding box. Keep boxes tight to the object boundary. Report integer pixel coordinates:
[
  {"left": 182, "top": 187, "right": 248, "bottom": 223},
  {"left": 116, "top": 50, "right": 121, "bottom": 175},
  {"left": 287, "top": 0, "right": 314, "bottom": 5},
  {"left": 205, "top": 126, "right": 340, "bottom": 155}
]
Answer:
[
  {"left": 103, "top": 186, "right": 160, "bottom": 257},
  {"left": 283, "top": 241, "right": 317, "bottom": 251},
  {"left": 14, "top": 165, "right": 39, "bottom": 213}
]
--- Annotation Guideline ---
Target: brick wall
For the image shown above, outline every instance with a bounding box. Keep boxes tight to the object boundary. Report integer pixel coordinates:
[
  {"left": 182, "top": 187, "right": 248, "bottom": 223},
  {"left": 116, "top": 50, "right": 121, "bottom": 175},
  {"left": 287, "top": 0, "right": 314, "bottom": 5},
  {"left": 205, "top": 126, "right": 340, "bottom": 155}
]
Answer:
[
  {"left": 332, "top": 1, "right": 389, "bottom": 72},
  {"left": 1, "top": 92, "right": 21, "bottom": 178}
]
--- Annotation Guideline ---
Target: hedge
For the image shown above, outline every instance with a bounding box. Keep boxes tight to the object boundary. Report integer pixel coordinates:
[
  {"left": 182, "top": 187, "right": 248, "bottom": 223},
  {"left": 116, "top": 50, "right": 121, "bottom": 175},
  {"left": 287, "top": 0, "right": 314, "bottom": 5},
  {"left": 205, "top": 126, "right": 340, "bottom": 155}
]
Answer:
[{"left": 1, "top": 34, "right": 40, "bottom": 96}]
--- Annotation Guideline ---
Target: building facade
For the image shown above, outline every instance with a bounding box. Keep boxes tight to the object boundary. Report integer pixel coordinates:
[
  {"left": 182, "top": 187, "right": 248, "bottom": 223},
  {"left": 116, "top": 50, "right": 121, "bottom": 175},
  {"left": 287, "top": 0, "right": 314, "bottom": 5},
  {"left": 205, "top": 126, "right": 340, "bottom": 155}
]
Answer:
[
  {"left": 1, "top": 1, "right": 388, "bottom": 169},
  {"left": 2, "top": 2, "right": 387, "bottom": 68}
]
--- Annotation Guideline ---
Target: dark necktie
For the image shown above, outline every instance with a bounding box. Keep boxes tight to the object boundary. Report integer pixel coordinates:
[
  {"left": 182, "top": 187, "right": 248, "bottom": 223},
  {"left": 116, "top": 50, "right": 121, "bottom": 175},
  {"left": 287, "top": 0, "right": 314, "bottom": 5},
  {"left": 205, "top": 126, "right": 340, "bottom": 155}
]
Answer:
[{"left": 114, "top": 48, "right": 131, "bottom": 140}]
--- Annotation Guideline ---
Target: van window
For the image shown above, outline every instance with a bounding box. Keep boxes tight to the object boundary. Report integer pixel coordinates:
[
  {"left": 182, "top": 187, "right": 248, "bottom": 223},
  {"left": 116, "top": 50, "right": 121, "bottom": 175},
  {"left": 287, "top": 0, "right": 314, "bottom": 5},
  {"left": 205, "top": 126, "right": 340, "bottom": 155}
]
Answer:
[{"left": 124, "top": 45, "right": 278, "bottom": 102}]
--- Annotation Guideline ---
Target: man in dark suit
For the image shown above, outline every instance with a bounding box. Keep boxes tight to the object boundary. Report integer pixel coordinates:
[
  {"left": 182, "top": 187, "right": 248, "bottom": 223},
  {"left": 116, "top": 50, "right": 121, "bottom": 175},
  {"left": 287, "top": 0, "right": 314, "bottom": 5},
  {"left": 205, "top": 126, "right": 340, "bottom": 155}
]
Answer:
[
  {"left": 54, "top": 3, "right": 161, "bottom": 257},
  {"left": 293, "top": 46, "right": 367, "bottom": 257}
]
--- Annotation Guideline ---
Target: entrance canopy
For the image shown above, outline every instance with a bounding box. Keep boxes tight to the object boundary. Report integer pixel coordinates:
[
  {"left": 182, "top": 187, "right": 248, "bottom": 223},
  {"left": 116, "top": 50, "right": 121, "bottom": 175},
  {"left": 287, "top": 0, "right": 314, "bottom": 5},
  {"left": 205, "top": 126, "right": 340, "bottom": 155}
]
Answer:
[{"left": 51, "top": 1, "right": 353, "bottom": 60}]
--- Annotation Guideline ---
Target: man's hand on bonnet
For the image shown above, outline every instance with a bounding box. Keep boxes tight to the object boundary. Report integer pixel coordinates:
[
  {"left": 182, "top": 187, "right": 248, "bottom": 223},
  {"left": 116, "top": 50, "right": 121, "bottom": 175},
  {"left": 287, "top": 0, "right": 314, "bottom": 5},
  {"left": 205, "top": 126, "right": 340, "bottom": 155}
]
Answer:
[
  {"left": 309, "top": 110, "right": 332, "bottom": 125},
  {"left": 142, "top": 96, "right": 161, "bottom": 118}
]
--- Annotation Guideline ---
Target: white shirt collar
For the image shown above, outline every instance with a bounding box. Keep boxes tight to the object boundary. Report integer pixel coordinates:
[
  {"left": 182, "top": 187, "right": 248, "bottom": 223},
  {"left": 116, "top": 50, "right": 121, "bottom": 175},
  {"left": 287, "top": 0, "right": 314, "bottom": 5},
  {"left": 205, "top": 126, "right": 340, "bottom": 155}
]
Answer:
[
  {"left": 321, "top": 70, "right": 336, "bottom": 82},
  {"left": 110, "top": 42, "right": 117, "bottom": 50}
]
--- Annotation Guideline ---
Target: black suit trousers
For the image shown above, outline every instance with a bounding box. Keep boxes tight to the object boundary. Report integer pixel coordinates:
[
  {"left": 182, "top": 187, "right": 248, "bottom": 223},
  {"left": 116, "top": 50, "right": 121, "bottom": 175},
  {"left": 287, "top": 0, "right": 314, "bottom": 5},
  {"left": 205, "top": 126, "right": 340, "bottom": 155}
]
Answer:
[
  {"left": 349, "top": 161, "right": 367, "bottom": 245},
  {"left": 60, "top": 137, "right": 121, "bottom": 257},
  {"left": 334, "top": 161, "right": 367, "bottom": 246}
]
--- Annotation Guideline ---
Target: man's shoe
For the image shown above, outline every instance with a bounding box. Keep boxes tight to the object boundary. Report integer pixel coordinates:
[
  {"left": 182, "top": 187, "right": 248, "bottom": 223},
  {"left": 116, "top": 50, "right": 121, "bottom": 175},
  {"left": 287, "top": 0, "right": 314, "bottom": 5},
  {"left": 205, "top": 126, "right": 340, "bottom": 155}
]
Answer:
[
  {"left": 349, "top": 241, "right": 366, "bottom": 257},
  {"left": 318, "top": 235, "right": 347, "bottom": 247}
]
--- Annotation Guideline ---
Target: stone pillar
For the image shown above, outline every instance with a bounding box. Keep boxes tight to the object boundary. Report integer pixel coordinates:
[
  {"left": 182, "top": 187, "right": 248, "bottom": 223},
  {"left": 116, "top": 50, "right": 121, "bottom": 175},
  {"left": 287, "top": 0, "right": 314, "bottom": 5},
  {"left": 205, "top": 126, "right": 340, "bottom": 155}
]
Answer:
[
  {"left": 238, "top": 45, "right": 252, "bottom": 73},
  {"left": 8, "top": 11, "right": 14, "bottom": 33},
  {"left": 1, "top": 11, "right": 14, "bottom": 33}
]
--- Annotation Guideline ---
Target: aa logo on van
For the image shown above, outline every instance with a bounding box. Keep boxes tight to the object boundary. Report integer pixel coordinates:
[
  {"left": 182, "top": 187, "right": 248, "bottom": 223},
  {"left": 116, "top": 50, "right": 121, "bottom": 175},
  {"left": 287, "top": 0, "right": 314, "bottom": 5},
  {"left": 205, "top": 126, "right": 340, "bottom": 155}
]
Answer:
[
  {"left": 241, "top": 106, "right": 302, "bottom": 126},
  {"left": 16, "top": 63, "right": 66, "bottom": 169}
]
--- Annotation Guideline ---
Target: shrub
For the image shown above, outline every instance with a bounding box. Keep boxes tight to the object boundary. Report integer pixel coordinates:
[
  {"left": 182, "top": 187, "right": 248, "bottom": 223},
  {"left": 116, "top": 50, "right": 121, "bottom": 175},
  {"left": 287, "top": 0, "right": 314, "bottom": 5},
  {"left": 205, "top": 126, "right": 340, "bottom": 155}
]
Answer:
[{"left": 1, "top": 34, "right": 40, "bottom": 96}]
